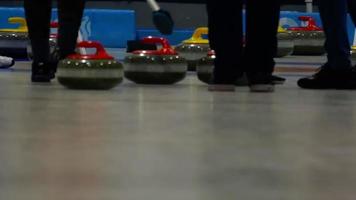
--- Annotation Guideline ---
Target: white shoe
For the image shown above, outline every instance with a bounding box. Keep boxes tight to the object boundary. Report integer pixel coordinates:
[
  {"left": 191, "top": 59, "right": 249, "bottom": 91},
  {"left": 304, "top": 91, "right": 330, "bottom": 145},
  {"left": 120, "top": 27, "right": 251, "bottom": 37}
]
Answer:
[{"left": 0, "top": 56, "right": 15, "bottom": 69}]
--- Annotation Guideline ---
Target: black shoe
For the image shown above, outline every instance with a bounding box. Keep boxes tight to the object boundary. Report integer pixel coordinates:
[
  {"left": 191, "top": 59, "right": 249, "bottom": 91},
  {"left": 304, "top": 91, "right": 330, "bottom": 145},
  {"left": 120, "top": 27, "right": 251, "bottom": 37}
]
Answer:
[
  {"left": 235, "top": 73, "right": 249, "bottom": 86},
  {"left": 248, "top": 72, "right": 275, "bottom": 92},
  {"left": 271, "top": 75, "right": 286, "bottom": 85},
  {"left": 31, "top": 62, "right": 52, "bottom": 83},
  {"left": 297, "top": 66, "right": 356, "bottom": 89},
  {"left": 47, "top": 61, "right": 58, "bottom": 80}
]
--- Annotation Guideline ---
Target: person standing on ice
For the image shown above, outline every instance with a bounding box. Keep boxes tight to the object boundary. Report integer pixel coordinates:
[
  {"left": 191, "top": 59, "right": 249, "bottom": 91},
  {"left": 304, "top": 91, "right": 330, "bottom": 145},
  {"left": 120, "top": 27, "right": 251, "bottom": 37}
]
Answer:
[
  {"left": 24, "top": 0, "right": 85, "bottom": 82},
  {"left": 206, "top": 0, "right": 281, "bottom": 92},
  {"left": 298, "top": 0, "right": 356, "bottom": 89}
]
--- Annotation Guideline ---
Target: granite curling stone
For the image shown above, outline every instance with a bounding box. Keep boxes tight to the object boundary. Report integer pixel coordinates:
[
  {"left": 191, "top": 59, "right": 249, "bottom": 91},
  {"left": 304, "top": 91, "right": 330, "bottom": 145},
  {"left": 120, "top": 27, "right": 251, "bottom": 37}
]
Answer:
[
  {"left": 57, "top": 41, "right": 123, "bottom": 90},
  {"left": 196, "top": 50, "right": 215, "bottom": 84},
  {"left": 288, "top": 16, "right": 325, "bottom": 55},
  {"left": 351, "top": 46, "right": 356, "bottom": 64},
  {"left": 124, "top": 37, "right": 187, "bottom": 84},
  {"left": 175, "top": 27, "right": 210, "bottom": 71},
  {"left": 0, "top": 17, "right": 29, "bottom": 58}
]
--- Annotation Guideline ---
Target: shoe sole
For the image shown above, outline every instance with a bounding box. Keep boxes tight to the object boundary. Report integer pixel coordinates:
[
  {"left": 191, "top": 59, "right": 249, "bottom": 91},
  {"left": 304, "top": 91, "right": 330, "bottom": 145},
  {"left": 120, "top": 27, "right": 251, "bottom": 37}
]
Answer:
[{"left": 250, "top": 84, "right": 275, "bottom": 92}]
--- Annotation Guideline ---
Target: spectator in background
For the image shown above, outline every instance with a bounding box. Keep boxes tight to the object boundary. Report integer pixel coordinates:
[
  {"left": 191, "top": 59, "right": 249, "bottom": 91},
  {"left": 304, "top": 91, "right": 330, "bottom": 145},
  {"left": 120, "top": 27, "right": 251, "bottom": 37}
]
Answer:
[
  {"left": 206, "top": 0, "right": 281, "bottom": 92},
  {"left": 298, "top": 0, "right": 356, "bottom": 89},
  {"left": 24, "top": 0, "right": 85, "bottom": 82}
]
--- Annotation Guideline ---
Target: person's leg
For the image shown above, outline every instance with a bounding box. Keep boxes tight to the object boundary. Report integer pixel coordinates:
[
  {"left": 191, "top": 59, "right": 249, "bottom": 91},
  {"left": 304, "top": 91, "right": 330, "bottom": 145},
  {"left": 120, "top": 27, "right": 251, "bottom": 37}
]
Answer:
[
  {"left": 320, "top": 0, "right": 351, "bottom": 68},
  {"left": 245, "top": 0, "right": 280, "bottom": 91},
  {"left": 24, "top": 0, "right": 53, "bottom": 82},
  {"left": 206, "top": 0, "right": 243, "bottom": 87},
  {"left": 24, "top": 0, "right": 52, "bottom": 63},
  {"left": 298, "top": 0, "right": 356, "bottom": 89},
  {"left": 348, "top": 0, "right": 356, "bottom": 28},
  {"left": 57, "top": 0, "right": 86, "bottom": 59}
]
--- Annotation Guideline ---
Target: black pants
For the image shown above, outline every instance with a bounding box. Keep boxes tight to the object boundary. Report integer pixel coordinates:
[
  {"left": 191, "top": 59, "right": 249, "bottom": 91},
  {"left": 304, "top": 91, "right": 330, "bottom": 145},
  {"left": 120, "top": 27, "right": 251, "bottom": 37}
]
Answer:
[
  {"left": 206, "top": 0, "right": 280, "bottom": 84},
  {"left": 318, "top": 0, "right": 356, "bottom": 69},
  {"left": 24, "top": 0, "right": 85, "bottom": 63},
  {"left": 349, "top": 0, "right": 356, "bottom": 23}
]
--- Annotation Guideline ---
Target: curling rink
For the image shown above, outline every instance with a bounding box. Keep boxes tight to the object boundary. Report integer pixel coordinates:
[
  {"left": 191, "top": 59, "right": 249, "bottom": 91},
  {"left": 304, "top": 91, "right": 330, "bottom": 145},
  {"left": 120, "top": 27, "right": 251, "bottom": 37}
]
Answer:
[{"left": 1, "top": 55, "right": 356, "bottom": 200}]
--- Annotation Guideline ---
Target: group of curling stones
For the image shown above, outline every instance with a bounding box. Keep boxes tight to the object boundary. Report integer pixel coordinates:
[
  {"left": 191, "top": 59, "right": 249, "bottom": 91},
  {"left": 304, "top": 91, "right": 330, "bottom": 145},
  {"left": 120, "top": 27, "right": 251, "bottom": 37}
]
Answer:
[
  {"left": 58, "top": 28, "right": 211, "bottom": 89},
  {"left": 2, "top": 15, "right": 356, "bottom": 89},
  {"left": 56, "top": 35, "right": 208, "bottom": 90}
]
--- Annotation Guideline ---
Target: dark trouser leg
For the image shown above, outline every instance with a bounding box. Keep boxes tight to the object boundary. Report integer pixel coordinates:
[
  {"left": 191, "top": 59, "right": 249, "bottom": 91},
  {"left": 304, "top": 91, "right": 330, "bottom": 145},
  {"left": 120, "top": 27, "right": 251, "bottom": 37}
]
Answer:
[
  {"left": 57, "top": 0, "right": 86, "bottom": 59},
  {"left": 245, "top": 0, "right": 280, "bottom": 74},
  {"left": 319, "top": 0, "right": 351, "bottom": 69},
  {"left": 24, "top": 0, "right": 52, "bottom": 63},
  {"left": 348, "top": 0, "right": 356, "bottom": 26},
  {"left": 206, "top": 0, "right": 243, "bottom": 84}
]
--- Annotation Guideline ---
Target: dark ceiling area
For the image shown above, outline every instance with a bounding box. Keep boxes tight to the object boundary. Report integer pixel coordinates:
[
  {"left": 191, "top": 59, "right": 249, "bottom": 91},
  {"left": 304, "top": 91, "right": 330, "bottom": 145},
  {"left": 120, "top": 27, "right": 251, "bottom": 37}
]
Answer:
[
  {"left": 0, "top": 0, "right": 316, "bottom": 5},
  {"left": 0, "top": 0, "right": 314, "bottom": 28}
]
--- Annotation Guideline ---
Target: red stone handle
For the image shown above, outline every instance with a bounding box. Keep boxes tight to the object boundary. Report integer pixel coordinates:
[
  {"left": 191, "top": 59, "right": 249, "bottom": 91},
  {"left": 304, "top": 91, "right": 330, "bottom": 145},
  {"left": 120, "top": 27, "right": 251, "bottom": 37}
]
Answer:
[
  {"left": 207, "top": 50, "right": 215, "bottom": 57},
  {"left": 138, "top": 37, "right": 177, "bottom": 55},
  {"left": 289, "top": 16, "right": 323, "bottom": 31},
  {"left": 67, "top": 41, "right": 114, "bottom": 60},
  {"left": 50, "top": 22, "right": 59, "bottom": 38}
]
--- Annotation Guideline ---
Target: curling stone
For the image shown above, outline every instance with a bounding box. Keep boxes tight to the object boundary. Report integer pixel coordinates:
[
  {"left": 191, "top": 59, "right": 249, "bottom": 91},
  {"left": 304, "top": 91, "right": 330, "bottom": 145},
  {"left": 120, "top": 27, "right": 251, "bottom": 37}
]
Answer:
[
  {"left": 175, "top": 27, "right": 210, "bottom": 71},
  {"left": 57, "top": 41, "right": 123, "bottom": 90},
  {"left": 196, "top": 50, "right": 215, "bottom": 84},
  {"left": 27, "top": 22, "right": 59, "bottom": 60},
  {"left": 288, "top": 16, "right": 325, "bottom": 55},
  {"left": 0, "top": 17, "right": 29, "bottom": 58},
  {"left": 276, "top": 26, "right": 294, "bottom": 57},
  {"left": 124, "top": 37, "right": 187, "bottom": 84},
  {"left": 351, "top": 46, "right": 356, "bottom": 64}
]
